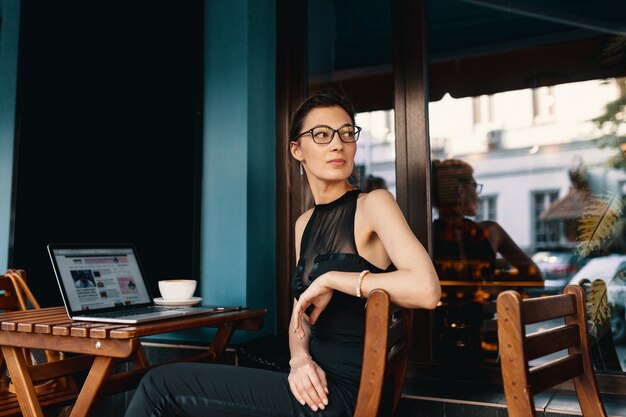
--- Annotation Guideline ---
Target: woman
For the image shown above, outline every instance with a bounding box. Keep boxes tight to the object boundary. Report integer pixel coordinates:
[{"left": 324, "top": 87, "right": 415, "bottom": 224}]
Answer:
[
  {"left": 431, "top": 159, "right": 541, "bottom": 360},
  {"left": 432, "top": 159, "right": 543, "bottom": 280},
  {"left": 124, "top": 90, "right": 440, "bottom": 417}
]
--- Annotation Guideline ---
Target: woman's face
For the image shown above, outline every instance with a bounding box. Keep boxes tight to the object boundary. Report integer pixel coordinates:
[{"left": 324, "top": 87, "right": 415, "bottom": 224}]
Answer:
[
  {"left": 290, "top": 106, "right": 357, "bottom": 184},
  {"left": 461, "top": 177, "right": 479, "bottom": 216}
]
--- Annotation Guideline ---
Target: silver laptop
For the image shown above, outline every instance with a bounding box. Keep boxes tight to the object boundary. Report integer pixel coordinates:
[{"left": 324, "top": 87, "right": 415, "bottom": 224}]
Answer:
[{"left": 47, "top": 243, "right": 214, "bottom": 324}]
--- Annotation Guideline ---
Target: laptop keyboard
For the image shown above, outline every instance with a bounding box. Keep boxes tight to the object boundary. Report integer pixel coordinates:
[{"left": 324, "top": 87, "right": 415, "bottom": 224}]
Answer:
[{"left": 88, "top": 306, "right": 175, "bottom": 319}]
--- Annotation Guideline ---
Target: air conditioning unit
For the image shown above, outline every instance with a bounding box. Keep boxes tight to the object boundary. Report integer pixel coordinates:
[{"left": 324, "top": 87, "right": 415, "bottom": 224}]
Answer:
[
  {"left": 430, "top": 136, "right": 447, "bottom": 154},
  {"left": 486, "top": 129, "right": 503, "bottom": 150}
]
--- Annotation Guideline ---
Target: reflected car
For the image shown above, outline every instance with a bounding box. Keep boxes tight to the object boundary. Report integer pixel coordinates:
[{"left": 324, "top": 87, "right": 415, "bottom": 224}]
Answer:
[
  {"left": 528, "top": 251, "right": 585, "bottom": 295},
  {"left": 567, "top": 255, "right": 626, "bottom": 343}
]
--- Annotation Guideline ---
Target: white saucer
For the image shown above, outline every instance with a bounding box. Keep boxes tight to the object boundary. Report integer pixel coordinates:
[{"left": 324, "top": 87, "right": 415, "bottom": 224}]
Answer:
[{"left": 154, "top": 296, "right": 202, "bottom": 306}]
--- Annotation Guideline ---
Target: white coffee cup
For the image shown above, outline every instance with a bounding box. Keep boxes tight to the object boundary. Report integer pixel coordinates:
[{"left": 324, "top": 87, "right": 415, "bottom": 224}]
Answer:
[{"left": 158, "top": 279, "right": 197, "bottom": 300}]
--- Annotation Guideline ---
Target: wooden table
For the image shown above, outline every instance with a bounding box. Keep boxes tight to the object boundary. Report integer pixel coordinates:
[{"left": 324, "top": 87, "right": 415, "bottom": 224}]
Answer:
[{"left": 0, "top": 306, "right": 265, "bottom": 417}]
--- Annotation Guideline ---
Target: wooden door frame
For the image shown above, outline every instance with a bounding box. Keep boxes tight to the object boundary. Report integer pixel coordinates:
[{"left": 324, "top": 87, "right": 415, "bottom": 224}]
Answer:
[
  {"left": 275, "top": 0, "right": 308, "bottom": 336},
  {"left": 392, "top": 0, "right": 433, "bottom": 363}
]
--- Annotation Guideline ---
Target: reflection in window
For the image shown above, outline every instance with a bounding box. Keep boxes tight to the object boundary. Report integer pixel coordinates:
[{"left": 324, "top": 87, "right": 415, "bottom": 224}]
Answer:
[
  {"left": 354, "top": 110, "right": 396, "bottom": 196},
  {"left": 532, "top": 86, "right": 556, "bottom": 121},
  {"left": 533, "top": 191, "right": 560, "bottom": 247},
  {"left": 429, "top": 78, "right": 626, "bottom": 369},
  {"left": 475, "top": 195, "right": 497, "bottom": 222},
  {"left": 472, "top": 95, "right": 494, "bottom": 127}
]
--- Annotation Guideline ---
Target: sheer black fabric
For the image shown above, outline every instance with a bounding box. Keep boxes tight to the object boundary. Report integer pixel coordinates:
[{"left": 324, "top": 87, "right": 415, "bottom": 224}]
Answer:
[{"left": 291, "top": 189, "right": 395, "bottom": 410}]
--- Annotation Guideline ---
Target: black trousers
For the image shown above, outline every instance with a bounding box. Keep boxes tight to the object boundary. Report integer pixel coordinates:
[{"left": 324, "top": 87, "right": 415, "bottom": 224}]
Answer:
[{"left": 123, "top": 363, "right": 355, "bottom": 417}]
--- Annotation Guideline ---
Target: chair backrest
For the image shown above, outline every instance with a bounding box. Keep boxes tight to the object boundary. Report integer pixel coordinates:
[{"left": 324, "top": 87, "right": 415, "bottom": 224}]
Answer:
[
  {"left": 0, "top": 274, "right": 21, "bottom": 312},
  {"left": 497, "top": 285, "right": 607, "bottom": 417},
  {"left": 353, "top": 289, "right": 412, "bottom": 417},
  {"left": 0, "top": 269, "right": 42, "bottom": 311}
]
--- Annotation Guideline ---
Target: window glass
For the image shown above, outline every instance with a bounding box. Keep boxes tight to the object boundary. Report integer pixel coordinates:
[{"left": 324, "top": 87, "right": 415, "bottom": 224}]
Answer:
[
  {"left": 355, "top": 110, "right": 396, "bottom": 196},
  {"left": 428, "top": 0, "right": 626, "bottom": 376},
  {"left": 430, "top": 73, "right": 626, "bottom": 369},
  {"left": 306, "top": 0, "right": 394, "bottom": 194}
]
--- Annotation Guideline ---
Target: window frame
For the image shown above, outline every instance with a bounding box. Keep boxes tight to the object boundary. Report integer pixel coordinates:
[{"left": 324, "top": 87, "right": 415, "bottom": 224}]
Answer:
[{"left": 532, "top": 189, "right": 561, "bottom": 249}]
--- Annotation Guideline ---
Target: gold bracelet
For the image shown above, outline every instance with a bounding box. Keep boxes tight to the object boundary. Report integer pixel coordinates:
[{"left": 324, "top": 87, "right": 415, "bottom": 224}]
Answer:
[{"left": 356, "top": 270, "right": 370, "bottom": 298}]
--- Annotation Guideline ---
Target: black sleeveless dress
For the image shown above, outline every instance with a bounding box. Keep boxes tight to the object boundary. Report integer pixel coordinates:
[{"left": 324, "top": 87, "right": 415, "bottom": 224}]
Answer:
[
  {"left": 123, "top": 189, "right": 394, "bottom": 417},
  {"left": 292, "top": 189, "right": 395, "bottom": 416}
]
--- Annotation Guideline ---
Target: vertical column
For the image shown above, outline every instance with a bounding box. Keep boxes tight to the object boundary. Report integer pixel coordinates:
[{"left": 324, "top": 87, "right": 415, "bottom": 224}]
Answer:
[
  {"left": 392, "top": 0, "right": 432, "bottom": 362},
  {"left": 201, "top": 0, "right": 276, "bottom": 335},
  {"left": 275, "top": 0, "right": 307, "bottom": 336},
  {"left": 0, "top": 0, "right": 21, "bottom": 271}
]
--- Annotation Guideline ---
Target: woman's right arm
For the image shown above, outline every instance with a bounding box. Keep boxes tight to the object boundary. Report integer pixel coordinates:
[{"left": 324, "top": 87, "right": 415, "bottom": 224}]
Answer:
[
  {"left": 481, "top": 220, "right": 544, "bottom": 280},
  {"left": 288, "top": 301, "right": 328, "bottom": 411},
  {"left": 287, "top": 210, "right": 328, "bottom": 412}
]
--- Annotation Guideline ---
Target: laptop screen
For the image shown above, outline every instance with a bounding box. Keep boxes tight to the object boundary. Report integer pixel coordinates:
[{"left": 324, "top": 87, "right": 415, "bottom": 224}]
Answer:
[{"left": 49, "top": 246, "right": 152, "bottom": 313}]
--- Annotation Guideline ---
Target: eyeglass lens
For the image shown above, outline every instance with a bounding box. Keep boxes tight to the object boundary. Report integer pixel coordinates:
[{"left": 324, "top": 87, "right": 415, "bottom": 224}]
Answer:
[
  {"left": 468, "top": 181, "right": 483, "bottom": 194},
  {"left": 311, "top": 125, "right": 359, "bottom": 144}
]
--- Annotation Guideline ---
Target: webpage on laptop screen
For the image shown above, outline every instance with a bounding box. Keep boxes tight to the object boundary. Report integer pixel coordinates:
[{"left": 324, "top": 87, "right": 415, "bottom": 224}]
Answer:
[{"left": 54, "top": 248, "right": 151, "bottom": 311}]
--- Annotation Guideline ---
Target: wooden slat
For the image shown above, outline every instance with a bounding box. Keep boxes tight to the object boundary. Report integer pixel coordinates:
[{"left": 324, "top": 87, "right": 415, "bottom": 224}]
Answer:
[
  {"left": 0, "top": 308, "right": 61, "bottom": 322},
  {"left": 88, "top": 324, "right": 133, "bottom": 339},
  {"left": 523, "top": 294, "right": 576, "bottom": 324},
  {"left": 28, "top": 355, "right": 93, "bottom": 383},
  {"left": 0, "top": 388, "right": 78, "bottom": 417},
  {"left": 2, "top": 312, "right": 64, "bottom": 331},
  {"left": 70, "top": 322, "right": 110, "bottom": 338},
  {"left": 51, "top": 320, "right": 96, "bottom": 336},
  {"left": 388, "top": 315, "right": 408, "bottom": 349},
  {"left": 34, "top": 317, "right": 74, "bottom": 334},
  {"left": 16, "top": 313, "right": 70, "bottom": 332},
  {"left": 526, "top": 324, "right": 580, "bottom": 361},
  {"left": 529, "top": 353, "right": 584, "bottom": 394},
  {"left": 51, "top": 323, "right": 75, "bottom": 336},
  {"left": 385, "top": 341, "right": 408, "bottom": 377}
]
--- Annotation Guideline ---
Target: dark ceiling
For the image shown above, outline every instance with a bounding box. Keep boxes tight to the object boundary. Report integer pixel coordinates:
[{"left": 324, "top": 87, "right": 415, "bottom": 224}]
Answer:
[
  {"left": 426, "top": 0, "right": 626, "bottom": 61},
  {"left": 308, "top": 0, "right": 626, "bottom": 106}
]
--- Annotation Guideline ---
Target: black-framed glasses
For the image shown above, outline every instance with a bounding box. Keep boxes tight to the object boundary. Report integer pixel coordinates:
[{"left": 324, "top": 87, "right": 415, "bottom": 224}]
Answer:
[
  {"left": 294, "top": 124, "right": 362, "bottom": 144},
  {"left": 469, "top": 181, "right": 483, "bottom": 194}
]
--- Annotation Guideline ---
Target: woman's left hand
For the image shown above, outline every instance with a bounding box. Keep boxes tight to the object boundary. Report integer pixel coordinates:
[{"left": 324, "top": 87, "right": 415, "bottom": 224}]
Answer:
[{"left": 292, "top": 274, "right": 334, "bottom": 339}]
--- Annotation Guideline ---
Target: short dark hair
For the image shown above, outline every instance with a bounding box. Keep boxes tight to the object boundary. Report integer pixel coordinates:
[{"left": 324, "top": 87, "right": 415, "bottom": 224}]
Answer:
[
  {"left": 289, "top": 89, "right": 356, "bottom": 141},
  {"left": 432, "top": 159, "right": 474, "bottom": 208},
  {"left": 364, "top": 175, "right": 388, "bottom": 192}
]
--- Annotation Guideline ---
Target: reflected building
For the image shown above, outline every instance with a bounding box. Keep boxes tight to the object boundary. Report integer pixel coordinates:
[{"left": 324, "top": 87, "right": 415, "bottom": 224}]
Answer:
[{"left": 357, "top": 79, "right": 626, "bottom": 255}]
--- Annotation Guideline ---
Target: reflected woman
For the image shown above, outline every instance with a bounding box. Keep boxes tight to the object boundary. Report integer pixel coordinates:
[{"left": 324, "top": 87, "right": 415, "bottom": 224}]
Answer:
[{"left": 432, "top": 159, "right": 543, "bottom": 281}]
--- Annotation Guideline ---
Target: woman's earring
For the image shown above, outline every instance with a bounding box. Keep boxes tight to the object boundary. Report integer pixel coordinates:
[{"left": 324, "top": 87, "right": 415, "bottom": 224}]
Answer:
[{"left": 299, "top": 162, "right": 304, "bottom": 176}]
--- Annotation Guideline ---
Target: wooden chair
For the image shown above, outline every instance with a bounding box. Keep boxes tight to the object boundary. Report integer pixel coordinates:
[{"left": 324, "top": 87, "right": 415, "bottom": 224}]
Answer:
[
  {"left": 497, "top": 284, "right": 607, "bottom": 417},
  {"left": 0, "top": 269, "right": 63, "bottom": 367},
  {"left": 0, "top": 269, "right": 81, "bottom": 417},
  {"left": 353, "top": 289, "right": 411, "bottom": 417}
]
